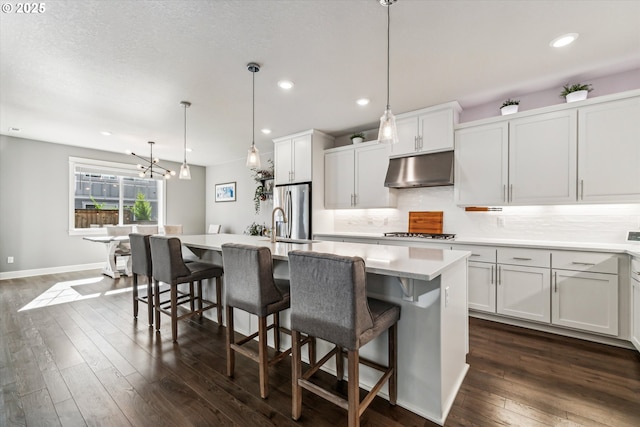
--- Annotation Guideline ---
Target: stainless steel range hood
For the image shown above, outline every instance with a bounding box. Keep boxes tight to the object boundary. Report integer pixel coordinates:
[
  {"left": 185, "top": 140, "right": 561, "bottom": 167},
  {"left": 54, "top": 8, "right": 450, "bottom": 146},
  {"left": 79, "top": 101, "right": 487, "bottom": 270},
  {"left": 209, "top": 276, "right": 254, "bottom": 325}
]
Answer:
[{"left": 384, "top": 150, "right": 454, "bottom": 188}]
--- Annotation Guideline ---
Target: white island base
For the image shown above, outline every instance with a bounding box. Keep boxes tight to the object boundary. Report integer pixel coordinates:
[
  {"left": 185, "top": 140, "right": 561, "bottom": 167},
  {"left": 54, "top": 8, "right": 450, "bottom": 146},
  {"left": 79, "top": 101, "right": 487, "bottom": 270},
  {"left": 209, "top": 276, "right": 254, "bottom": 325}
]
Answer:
[{"left": 182, "top": 234, "right": 469, "bottom": 425}]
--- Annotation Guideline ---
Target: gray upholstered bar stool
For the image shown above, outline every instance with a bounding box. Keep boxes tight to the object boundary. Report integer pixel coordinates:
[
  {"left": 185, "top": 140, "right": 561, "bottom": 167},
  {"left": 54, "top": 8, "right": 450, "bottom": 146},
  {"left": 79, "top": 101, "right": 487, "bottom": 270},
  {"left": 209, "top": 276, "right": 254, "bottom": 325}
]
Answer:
[
  {"left": 288, "top": 251, "right": 401, "bottom": 427},
  {"left": 221, "top": 243, "right": 314, "bottom": 399},
  {"left": 129, "top": 233, "right": 154, "bottom": 326},
  {"left": 149, "top": 236, "right": 224, "bottom": 342}
]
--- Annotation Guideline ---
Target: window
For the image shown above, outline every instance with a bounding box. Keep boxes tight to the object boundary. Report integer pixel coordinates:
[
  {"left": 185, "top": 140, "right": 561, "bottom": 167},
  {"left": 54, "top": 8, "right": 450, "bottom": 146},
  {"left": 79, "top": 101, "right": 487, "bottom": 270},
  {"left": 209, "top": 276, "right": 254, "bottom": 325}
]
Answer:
[{"left": 69, "top": 157, "right": 165, "bottom": 235}]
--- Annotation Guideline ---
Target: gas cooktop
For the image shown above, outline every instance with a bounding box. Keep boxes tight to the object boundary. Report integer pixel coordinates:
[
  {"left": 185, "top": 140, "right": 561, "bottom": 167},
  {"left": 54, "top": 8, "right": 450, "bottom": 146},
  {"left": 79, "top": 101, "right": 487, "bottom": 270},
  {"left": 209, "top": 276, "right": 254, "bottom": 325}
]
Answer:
[{"left": 383, "top": 232, "right": 456, "bottom": 240}]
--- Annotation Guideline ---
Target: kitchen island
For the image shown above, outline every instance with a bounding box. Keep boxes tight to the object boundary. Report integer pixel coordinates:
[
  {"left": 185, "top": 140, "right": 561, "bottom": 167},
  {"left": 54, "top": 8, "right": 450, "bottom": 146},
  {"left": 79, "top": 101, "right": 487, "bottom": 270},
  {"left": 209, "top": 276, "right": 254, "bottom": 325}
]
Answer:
[{"left": 180, "top": 233, "right": 470, "bottom": 425}]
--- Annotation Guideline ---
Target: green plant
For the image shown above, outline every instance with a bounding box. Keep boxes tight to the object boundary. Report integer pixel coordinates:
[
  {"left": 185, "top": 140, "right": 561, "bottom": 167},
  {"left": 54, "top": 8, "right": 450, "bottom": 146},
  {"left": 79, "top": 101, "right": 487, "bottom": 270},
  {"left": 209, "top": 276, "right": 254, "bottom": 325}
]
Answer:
[
  {"left": 501, "top": 98, "right": 520, "bottom": 108},
  {"left": 254, "top": 185, "right": 266, "bottom": 214},
  {"left": 350, "top": 132, "right": 365, "bottom": 140},
  {"left": 560, "top": 83, "right": 593, "bottom": 97},
  {"left": 89, "top": 195, "right": 105, "bottom": 210},
  {"left": 132, "top": 192, "right": 152, "bottom": 221},
  {"left": 245, "top": 222, "right": 267, "bottom": 236},
  {"left": 250, "top": 158, "right": 274, "bottom": 182}
]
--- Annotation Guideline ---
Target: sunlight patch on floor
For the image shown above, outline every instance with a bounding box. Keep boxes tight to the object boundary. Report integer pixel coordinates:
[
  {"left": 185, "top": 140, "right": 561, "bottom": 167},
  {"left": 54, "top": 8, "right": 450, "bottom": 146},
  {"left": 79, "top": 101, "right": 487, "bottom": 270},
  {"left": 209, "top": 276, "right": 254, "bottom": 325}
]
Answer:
[{"left": 18, "top": 276, "right": 136, "bottom": 311}]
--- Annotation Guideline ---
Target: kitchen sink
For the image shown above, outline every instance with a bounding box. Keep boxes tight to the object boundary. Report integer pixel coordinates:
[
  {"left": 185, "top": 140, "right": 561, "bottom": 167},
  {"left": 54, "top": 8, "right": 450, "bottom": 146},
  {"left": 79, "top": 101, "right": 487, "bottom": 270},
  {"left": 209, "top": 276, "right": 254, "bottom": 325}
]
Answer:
[{"left": 258, "top": 238, "right": 319, "bottom": 244}]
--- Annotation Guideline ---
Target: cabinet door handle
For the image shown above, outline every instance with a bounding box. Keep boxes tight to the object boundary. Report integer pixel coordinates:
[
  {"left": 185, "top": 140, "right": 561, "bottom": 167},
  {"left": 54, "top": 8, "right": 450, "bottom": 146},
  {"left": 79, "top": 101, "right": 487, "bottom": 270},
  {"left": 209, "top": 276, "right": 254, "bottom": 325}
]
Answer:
[
  {"left": 512, "top": 257, "right": 532, "bottom": 261},
  {"left": 509, "top": 184, "right": 513, "bottom": 202},
  {"left": 470, "top": 253, "right": 481, "bottom": 257},
  {"left": 580, "top": 179, "right": 584, "bottom": 200},
  {"left": 414, "top": 136, "right": 418, "bottom": 151},
  {"left": 571, "top": 261, "right": 596, "bottom": 266},
  {"left": 490, "top": 265, "right": 494, "bottom": 285},
  {"left": 503, "top": 185, "right": 507, "bottom": 202},
  {"left": 554, "top": 271, "right": 558, "bottom": 292},
  {"left": 353, "top": 194, "right": 357, "bottom": 206},
  {"left": 418, "top": 136, "right": 423, "bottom": 150},
  {"left": 498, "top": 266, "right": 501, "bottom": 285}
]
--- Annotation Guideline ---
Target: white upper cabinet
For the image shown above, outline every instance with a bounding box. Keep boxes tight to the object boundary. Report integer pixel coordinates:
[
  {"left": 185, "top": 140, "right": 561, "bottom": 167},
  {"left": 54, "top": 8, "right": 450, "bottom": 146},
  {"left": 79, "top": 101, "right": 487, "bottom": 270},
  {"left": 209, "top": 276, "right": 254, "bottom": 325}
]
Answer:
[
  {"left": 324, "top": 141, "right": 396, "bottom": 209},
  {"left": 390, "top": 102, "right": 461, "bottom": 158},
  {"left": 274, "top": 133, "right": 312, "bottom": 185},
  {"left": 455, "top": 122, "right": 508, "bottom": 206},
  {"left": 577, "top": 96, "right": 640, "bottom": 203},
  {"left": 455, "top": 91, "right": 639, "bottom": 207},
  {"left": 508, "top": 110, "right": 577, "bottom": 205}
]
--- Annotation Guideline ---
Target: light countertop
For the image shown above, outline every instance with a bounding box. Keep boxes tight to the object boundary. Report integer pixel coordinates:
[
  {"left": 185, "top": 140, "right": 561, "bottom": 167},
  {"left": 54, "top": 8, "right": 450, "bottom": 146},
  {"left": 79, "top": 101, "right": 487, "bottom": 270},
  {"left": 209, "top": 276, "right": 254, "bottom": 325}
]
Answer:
[
  {"left": 179, "top": 234, "right": 470, "bottom": 282},
  {"left": 313, "top": 232, "right": 640, "bottom": 256}
]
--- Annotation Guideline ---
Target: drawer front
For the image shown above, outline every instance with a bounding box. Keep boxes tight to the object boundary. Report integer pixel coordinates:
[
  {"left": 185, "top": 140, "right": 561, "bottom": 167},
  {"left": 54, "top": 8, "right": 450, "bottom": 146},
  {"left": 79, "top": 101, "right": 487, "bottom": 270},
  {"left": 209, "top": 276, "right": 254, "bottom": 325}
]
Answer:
[
  {"left": 452, "top": 245, "right": 495, "bottom": 263},
  {"left": 551, "top": 251, "right": 618, "bottom": 274},
  {"left": 497, "top": 247, "right": 550, "bottom": 268}
]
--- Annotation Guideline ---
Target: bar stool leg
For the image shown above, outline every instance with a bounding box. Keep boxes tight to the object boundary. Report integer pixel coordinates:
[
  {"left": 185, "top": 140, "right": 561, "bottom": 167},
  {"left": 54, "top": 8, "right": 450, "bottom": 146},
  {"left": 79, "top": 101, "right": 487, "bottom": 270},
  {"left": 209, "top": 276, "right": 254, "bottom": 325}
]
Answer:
[
  {"left": 189, "top": 281, "right": 195, "bottom": 312},
  {"left": 291, "top": 330, "right": 302, "bottom": 420},
  {"left": 258, "top": 316, "right": 269, "bottom": 398},
  {"left": 273, "top": 313, "right": 280, "bottom": 352},
  {"left": 171, "top": 283, "right": 178, "bottom": 342},
  {"left": 336, "top": 346, "right": 344, "bottom": 381},
  {"left": 146, "top": 274, "right": 153, "bottom": 327},
  {"left": 133, "top": 273, "right": 139, "bottom": 319},
  {"left": 347, "top": 350, "right": 360, "bottom": 427},
  {"left": 154, "top": 279, "right": 161, "bottom": 331},
  {"left": 389, "top": 323, "right": 398, "bottom": 405},
  {"left": 308, "top": 337, "right": 317, "bottom": 367},
  {"left": 226, "top": 305, "right": 235, "bottom": 377},
  {"left": 197, "top": 280, "right": 203, "bottom": 319},
  {"left": 216, "top": 276, "right": 223, "bottom": 325}
]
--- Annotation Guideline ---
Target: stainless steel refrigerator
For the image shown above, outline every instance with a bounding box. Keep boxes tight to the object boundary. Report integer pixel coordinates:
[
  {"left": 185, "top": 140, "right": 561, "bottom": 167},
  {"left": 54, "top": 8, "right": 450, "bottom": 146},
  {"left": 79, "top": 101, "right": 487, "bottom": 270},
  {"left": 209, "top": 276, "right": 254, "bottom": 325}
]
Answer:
[{"left": 272, "top": 183, "right": 311, "bottom": 240}]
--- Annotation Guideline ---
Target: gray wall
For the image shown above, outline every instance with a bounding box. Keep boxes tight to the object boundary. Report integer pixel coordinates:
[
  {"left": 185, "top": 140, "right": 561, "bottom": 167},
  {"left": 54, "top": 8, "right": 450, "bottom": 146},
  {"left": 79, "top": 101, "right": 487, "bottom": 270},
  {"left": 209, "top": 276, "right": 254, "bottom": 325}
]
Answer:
[
  {"left": 206, "top": 152, "right": 273, "bottom": 235},
  {"left": 0, "top": 135, "right": 206, "bottom": 274}
]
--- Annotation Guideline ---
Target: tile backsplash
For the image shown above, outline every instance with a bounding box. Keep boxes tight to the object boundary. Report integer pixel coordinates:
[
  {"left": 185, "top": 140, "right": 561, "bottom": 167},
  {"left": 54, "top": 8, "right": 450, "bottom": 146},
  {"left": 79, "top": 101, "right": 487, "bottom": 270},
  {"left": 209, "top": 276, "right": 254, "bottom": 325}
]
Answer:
[{"left": 332, "top": 187, "right": 640, "bottom": 244}]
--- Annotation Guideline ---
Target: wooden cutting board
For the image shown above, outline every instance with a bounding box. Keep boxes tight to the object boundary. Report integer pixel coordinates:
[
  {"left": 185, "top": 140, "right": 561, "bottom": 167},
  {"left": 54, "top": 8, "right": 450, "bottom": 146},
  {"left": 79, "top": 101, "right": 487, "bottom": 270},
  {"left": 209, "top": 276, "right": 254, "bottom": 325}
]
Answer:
[{"left": 408, "top": 211, "right": 443, "bottom": 234}]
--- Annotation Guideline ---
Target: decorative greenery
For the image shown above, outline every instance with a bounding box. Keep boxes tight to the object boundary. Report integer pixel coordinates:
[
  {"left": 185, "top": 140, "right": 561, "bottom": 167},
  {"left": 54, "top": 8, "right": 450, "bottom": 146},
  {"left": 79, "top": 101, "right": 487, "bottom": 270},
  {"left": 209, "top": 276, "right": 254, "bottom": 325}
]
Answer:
[
  {"left": 560, "top": 83, "right": 593, "bottom": 97},
  {"left": 501, "top": 99, "right": 520, "bottom": 108},
  {"left": 251, "top": 159, "right": 274, "bottom": 214},
  {"left": 89, "top": 195, "right": 105, "bottom": 210},
  {"left": 132, "top": 192, "right": 152, "bottom": 221},
  {"left": 350, "top": 132, "right": 365, "bottom": 140},
  {"left": 245, "top": 222, "right": 267, "bottom": 236}
]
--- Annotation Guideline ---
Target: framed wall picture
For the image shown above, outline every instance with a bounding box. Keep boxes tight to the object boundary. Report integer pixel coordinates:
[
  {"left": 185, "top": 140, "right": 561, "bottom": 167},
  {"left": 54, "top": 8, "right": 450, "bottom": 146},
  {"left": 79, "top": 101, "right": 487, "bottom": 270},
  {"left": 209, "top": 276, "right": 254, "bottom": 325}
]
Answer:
[{"left": 215, "top": 182, "right": 236, "bottom": 202}]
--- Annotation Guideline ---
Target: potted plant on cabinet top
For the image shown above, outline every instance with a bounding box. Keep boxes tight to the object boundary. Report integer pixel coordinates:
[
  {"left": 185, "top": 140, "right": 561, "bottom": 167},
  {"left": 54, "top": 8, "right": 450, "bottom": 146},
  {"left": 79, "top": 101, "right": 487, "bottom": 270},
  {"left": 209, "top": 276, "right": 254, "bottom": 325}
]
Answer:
[
  {"left": 500, "top": 99, "right": 520, "bottom": 115},
  {"left": 350, "top": 132, "right": 365, "bottom": 144},
  {"left": 560, "top": 83, "right": 593, "bottom": 103}
]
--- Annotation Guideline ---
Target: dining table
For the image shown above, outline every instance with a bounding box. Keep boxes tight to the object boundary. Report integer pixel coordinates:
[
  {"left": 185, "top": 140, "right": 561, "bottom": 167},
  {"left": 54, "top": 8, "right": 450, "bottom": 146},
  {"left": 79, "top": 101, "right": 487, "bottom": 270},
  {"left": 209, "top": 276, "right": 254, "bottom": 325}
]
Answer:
[{"left": 83, "top": 235, "right": 131, "bottom": 279}]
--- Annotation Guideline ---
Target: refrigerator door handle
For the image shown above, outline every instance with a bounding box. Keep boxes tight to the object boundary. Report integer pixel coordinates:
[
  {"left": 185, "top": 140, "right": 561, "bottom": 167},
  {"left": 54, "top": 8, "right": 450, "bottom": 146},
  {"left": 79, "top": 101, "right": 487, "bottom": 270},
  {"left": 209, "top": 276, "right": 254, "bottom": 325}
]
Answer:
[{"left": 286, "top": 190, "right": 292, "bottom": 238}]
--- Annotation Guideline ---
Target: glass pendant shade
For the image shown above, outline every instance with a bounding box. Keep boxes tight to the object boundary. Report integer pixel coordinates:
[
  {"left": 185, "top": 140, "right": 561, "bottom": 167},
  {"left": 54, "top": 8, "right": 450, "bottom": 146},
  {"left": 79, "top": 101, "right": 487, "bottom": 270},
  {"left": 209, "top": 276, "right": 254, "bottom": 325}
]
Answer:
[
  {"left": 179, "top": 162, "right": 191, "bottom": 179},
  {"left": 378, "top": 107, "right": 398, "bottom": 144},
  {"left": 246, "top": 144, "right": 261, "bottom": 168}
]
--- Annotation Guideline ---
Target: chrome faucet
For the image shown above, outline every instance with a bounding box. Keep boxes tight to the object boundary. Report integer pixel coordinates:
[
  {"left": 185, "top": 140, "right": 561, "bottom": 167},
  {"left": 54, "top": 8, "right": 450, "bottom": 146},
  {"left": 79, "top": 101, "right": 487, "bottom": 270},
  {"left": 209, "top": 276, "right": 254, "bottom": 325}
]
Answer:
[{"left": 270, "top": 206, "right": 287, "bottom": 243}]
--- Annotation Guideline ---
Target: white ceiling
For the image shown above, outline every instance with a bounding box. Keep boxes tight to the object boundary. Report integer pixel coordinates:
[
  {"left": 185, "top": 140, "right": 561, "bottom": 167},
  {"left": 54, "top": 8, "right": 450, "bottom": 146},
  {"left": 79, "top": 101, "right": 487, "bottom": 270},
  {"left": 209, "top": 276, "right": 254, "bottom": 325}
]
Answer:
[{"left": 1, "top": 0, "right": 639, "bottom": 167}]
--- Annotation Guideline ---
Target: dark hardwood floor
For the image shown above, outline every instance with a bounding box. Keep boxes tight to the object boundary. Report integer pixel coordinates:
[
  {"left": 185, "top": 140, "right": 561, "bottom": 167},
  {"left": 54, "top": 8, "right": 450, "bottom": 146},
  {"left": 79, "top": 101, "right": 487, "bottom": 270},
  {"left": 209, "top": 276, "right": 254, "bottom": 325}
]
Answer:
[{"left": 1, "top": 270, "right": 639, "bottom": 426}]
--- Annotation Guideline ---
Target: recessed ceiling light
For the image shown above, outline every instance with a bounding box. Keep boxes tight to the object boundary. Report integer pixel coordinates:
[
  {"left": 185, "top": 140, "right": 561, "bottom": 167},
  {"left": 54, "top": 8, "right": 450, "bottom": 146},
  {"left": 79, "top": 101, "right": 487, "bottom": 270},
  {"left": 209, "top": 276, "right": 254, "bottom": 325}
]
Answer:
[
  {"left": 356, "top": 98, "right": 370, "bottom": 106},
  {"left": 277, "top": 80, "right": 294, "bottom": 90},
  {"left": 550, "top": 33, "right": 579, "bottom": 48},
  {"left": 8, "top": 127, "right": 21, "bottom": 132},
  {"left": 261, "top": 128, "right": 272, "bottom": 134},
  {"left": 100, "top": 131, "right": 112, "bottom": 136}
]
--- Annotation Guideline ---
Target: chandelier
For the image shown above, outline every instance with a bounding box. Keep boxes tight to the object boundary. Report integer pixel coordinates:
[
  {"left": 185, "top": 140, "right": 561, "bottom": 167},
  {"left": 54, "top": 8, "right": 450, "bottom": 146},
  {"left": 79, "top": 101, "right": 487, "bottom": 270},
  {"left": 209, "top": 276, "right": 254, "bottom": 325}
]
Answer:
[{"left": 130, "top": 141, "right": 175, "bottom": 179}]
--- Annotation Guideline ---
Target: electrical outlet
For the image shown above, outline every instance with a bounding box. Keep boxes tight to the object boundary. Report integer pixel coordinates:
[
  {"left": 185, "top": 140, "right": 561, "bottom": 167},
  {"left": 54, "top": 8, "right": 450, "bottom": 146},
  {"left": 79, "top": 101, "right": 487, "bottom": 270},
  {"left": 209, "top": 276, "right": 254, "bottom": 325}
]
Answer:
[
  {"left": 7, "top": 256, "right": 14, "bottom": 264},
  {"left": 445, "top": 286, "right": 450, "bottom": 307},
  {"left": 497, "top": 217, "right": 505, "bottom": 228}
]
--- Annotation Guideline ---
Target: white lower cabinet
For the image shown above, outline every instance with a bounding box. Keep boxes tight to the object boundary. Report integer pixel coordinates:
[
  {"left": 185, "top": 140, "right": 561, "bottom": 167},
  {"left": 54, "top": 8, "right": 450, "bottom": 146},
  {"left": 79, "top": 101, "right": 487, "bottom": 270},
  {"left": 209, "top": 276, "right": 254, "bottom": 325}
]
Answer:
[
  {"left": 630, "top": 257, "right": 640, "bottom": 351},
  {"left": 551, "top": 251, "right": 619, "bottom": 336},
  {"left": 468, "top": 262, "right": 496, "bottom": 313},
  {"left": 497, "top": 264, "right": 551, "bottom": 323}
]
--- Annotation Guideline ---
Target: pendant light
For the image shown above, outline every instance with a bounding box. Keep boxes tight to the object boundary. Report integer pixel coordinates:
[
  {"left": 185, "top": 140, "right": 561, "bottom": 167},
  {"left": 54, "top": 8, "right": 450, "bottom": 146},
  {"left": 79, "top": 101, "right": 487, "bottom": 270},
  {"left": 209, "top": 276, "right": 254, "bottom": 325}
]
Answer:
[
  {"left": 246, "top": 62, "right": 261, "bottom": 168},
  {"left": 378, "top": 0, "right": 399, "bottom": 145},
  {"left": 179, "top": 100, "right": 192, "bottom": 180}
]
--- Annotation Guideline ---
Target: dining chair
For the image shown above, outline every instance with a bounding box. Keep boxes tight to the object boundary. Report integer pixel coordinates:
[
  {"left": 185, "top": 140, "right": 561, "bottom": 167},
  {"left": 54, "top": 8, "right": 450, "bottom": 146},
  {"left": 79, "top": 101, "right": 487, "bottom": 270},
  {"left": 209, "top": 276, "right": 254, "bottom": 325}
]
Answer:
[
  {"left": 135, "top": 224, "right": 159, "bottom": 234},
  {"left": 163, "top": 224, "right": 183, "bottom": 235},
  {"left": 105, "top": 225, "right": 133, "bottom": 273},
  {"left": 208, "top": 224, "right": 221, "bottom": 234}
]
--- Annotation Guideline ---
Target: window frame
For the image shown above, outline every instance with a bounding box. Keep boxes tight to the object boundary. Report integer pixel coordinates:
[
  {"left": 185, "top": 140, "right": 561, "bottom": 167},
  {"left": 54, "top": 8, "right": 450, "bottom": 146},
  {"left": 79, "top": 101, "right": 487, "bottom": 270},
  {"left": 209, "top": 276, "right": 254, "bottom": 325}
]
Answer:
[{"left": 68, "top": 156, "right": 166, "bottom": 236}]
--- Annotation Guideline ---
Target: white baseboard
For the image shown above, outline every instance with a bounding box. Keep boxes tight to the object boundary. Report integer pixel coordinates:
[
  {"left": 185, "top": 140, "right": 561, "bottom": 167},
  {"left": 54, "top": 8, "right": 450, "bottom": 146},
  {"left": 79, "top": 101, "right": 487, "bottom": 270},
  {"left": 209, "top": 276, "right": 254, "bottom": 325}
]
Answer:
[{"left": 0, "top": 262, "right": 104, "bottom": 280}]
